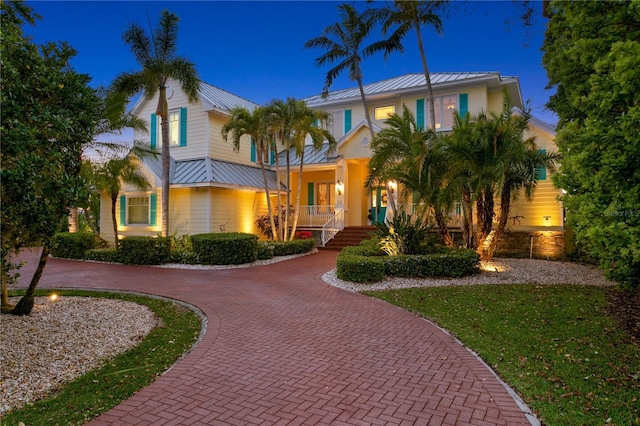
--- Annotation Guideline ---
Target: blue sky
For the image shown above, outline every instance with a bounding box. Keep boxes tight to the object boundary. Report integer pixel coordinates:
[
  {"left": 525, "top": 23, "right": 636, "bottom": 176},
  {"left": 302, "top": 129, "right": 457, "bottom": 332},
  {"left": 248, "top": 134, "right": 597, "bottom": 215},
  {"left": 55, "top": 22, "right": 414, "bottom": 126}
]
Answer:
[{"left": 25, "top": 1, "right": 556, "bottom": 128}]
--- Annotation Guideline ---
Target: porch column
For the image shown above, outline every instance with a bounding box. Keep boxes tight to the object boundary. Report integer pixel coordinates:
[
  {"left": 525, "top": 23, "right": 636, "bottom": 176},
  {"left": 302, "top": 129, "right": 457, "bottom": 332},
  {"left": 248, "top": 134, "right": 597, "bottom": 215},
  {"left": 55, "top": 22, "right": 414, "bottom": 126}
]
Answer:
[{"left": 335, "top": 157, "right": 345, "bottom": 210}]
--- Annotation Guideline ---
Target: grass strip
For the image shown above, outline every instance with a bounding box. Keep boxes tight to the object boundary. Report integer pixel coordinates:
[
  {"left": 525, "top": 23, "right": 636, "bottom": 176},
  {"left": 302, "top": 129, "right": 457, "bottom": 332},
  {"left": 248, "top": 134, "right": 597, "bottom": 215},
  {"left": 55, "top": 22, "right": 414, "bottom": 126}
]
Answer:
[
  {"left": 2, "top": 289, "right": 202, "bottom": 426},
  {"left": 366, "top": 284, "right": 640, "bottom": 426}
]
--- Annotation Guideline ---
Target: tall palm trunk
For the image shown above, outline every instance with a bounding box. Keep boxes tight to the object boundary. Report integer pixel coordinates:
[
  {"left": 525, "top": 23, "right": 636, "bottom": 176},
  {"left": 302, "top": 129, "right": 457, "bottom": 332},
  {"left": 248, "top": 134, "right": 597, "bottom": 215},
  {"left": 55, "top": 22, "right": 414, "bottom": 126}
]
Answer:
[
  {"left": 111, "top": 193, "right": 120, "bottom": 247},
  {"left": 283, "top": 148, "right": 291, "bottom": 241},
  {"left": 291, "top": 150, "right": 306, "bottom": 239},
  {"left": 415, "top": 21, "right": 437, "bottom": 129},
  {"left": 356, "top": 76, "right": 397, "bottom": 215},
  {"left": 434, "top": 209, "right": 455, "bottom": 247},
  {"left": 11, "top": 245, "right": 50, "bottom": 316},
  {"left": 486, "top": 184, "right": 513, "bottom": 260},
  {"left": 258, "top": 143, "right": 278, "bottom": 240},
  {"left": 460, "top": 189, "right": 474, "bottom": 248},
  {"left": 273, "top": 143, "right": 285, "bottom": 241},
  {"left": 157, "top": 87, "right": 170, "bottom": 238},
  {"left": 475, "top": 189, "right": 495, "bottom": 259}
]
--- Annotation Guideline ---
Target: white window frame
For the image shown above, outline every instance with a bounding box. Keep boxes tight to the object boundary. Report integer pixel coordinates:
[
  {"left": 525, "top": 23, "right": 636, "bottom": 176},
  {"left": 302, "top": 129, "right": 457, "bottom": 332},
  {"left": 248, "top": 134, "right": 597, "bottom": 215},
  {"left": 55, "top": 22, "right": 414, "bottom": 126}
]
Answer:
[
  {"left": 431, "top": 95, "right": 457, "bottom": 131},
  {"left": 127, "top": 195, "right": 150, "bottom": 225},
  {"left": 157, "top": 109, "right": 182, "bottom": 147}
]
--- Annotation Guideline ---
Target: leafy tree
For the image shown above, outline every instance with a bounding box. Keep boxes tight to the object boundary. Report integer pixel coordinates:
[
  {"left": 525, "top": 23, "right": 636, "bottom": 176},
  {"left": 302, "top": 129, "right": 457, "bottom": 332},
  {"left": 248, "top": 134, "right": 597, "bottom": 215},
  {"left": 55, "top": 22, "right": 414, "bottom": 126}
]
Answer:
[
  {"left": 112, "top": 10, "right": 200, "bottom": 237},
  {"left": 1, "top": 1, "right": 102, "bottom": 314},
  {"left": 542, "top": 0, "right": 640, "bottom": 287},
  {"left": 222, "top": 106, "right": 280, "bottom": 240},
  {"left": 306, "top": 3, "right": 401, "bottom": 213},
  {"left": 381, "top": 0, "right": 445, "bottom": 129},
  {"left": 87, "top": 144, "right": 156, "bottom": 246}
]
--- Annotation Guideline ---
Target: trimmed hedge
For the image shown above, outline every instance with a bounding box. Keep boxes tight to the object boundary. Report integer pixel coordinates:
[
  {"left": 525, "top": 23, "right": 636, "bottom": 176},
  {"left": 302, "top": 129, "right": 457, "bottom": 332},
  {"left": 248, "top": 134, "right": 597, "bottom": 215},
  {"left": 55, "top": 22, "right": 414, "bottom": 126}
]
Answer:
[
  {"left": 84, "top": 248, "right": 121, "bottom": 263},
  {"left": 52, "top": 232, "right": 104, "bottom": 259},
  {"left": 271, "top": 239, "right": 315, "bottom": 256},
  {"left": 167, "top": 250, "right": 200, "bottom": 265},
  {"left": 118, "top": 236, "right": 170, "bottom": 265},
  {"left": 336, "top": 242, "right": 480, "bottom": 283},
  {"left": 256, "top": 242, "right": 275, "bottom": 260},
  {"left": 191, "top": 232, "right": 258, "bottom": 265},
  {"left": 336, "top": 254, "right": 386, "bottom": 283},
  {"left": 383, "top": 249, "right": 480, "bottom": 278}
]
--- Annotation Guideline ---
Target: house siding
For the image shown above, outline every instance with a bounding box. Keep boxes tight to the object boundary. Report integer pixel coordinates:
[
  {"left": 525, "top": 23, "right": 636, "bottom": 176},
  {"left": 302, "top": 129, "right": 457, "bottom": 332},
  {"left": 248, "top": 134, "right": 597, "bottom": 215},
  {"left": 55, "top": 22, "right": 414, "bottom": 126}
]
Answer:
[{"left": 209, "top": 114, "right": 255, "bottom": 165}]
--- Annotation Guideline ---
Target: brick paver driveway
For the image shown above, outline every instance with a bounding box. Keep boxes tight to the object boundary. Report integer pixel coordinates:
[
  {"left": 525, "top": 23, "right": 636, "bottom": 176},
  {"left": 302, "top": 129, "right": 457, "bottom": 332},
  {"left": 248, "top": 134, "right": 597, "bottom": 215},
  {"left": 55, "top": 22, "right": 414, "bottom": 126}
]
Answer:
[{"left": 18, "top": 249, "right": 536, "bottom": 425}]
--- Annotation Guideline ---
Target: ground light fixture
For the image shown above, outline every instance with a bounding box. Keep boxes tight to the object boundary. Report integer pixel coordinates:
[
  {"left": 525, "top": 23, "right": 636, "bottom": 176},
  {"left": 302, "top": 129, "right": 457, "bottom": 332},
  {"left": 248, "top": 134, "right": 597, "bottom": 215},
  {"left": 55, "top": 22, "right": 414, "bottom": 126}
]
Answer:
[{"left": 49, "top": 293, "right": 59, "bottom": 302}]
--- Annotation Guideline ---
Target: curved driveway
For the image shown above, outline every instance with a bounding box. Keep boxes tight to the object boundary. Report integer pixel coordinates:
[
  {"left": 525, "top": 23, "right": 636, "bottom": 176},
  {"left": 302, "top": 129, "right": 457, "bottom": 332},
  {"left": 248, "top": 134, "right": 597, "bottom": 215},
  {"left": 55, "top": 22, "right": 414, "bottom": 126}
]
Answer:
[{"left": 22, "top": 250, "right": 536, "bottom": 425}]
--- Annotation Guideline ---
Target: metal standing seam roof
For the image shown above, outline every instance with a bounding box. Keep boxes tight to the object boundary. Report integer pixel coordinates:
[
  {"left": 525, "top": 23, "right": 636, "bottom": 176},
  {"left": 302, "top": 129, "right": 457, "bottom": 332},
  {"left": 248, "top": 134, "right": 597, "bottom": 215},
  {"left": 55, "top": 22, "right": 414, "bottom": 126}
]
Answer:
[
  {"left": 143, "top": 156, "right": 282, "bottom": 190},
  {"left": 280, "top": 143, "right": 340, "bottom": 166},
  {"left": 198, "top": 81, "right": 259, "bottom": 113},
  {"left": 304, "top": 72, "right": 515, "bottom": 106}
]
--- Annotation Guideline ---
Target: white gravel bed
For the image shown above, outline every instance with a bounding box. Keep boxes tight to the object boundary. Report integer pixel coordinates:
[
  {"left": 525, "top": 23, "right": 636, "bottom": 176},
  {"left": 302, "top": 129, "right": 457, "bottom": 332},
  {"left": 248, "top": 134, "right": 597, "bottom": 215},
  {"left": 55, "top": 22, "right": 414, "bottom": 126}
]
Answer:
[
  {"left": 0, "top": 296, "right": 157, "bottom": 415},
  {"left": 152, "top": 250, "right": 315, "bottom": 270},
  {"left": 323, "top": 257, "right": 615, "bottom": 292}
]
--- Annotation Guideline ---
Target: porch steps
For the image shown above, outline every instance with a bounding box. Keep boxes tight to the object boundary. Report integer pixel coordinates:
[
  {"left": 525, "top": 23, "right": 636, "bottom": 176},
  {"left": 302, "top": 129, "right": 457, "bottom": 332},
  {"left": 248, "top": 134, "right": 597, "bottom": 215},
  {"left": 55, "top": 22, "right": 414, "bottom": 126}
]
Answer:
[{"left": 321, "top": 226, "right": 376, "bottom": 251}]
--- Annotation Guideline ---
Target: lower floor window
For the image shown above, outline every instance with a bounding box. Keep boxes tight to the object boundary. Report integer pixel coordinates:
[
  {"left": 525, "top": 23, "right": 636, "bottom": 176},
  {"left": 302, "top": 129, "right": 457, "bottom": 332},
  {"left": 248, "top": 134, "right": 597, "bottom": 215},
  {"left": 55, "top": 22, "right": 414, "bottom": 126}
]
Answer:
[{"left": 128, "top": 196, "right": 149, "bottom": 224}]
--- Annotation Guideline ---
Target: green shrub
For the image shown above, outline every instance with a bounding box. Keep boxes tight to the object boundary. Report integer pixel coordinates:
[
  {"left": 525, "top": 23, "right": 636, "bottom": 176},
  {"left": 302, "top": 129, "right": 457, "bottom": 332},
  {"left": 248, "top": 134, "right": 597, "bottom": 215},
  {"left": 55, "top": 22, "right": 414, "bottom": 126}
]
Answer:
[
  {"left": 372, "top": 211, "right": 433, "bottom": 255},
  {"left": 340, "top": 239, "right": 383, "bottom": 257},
  {"left": 118, "top": 236, "right": 170, "bottom": 265},
  {"left": 271, "top": 239, "right": 315, "bottom": 256},
  {"left": 191, "top": 233, "right": 258, "bottom": 265},
  {"left": 52, "top": 232, "right": 105, "bottom": 259},
  {"left": 167, "top": 250, "right": 199, "bottom": 264},
  {"left": 84, "top": 248, "right": 121, "bottom": 263},
  {"left": 383, "top": 249, "right": 480, "bottom": 278},
  {"left": 256, "top": 242, "right": 275, "bottom": 260},
  {"left": 336, "top": 254, "right": 385, "bottom": 283}
]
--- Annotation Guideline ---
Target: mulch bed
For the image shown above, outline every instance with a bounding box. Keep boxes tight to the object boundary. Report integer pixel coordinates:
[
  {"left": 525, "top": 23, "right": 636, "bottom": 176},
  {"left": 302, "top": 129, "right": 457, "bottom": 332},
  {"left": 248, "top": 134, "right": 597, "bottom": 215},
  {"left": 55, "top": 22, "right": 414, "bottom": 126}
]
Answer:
[{"left": 606, "top": 286, "right": 640, "bottom": 344}]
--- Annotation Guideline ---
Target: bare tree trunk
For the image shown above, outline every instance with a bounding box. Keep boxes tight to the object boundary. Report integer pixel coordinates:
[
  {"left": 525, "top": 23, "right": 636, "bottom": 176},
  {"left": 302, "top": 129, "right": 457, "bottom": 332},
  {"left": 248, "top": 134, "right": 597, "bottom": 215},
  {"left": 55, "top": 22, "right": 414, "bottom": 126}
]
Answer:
[
  {"left": 273, "top": 142, "right": 284, "bottom": 241},
  {"left": 111, "top": 194, "right": 120, "bottom": 248},
  {"left": 84, "top": 208, "right": 99, "bottom": 235},
  {"left": 11, "top": 245, "right": 50, "bottom": 316},
  {"left": 460, "top": 189, "right": 474, "bottom": 248},
  {"left": 157, "top": 88, "right": 170, "bottom": 238},
  {"left": 475, "top": 189, "right": 495, "bottom": 259},
  {"left": 68, "top": 208, "right": 78, "bottom": 233},
  {"left": 258, "top": 143, "right": 278, "bottom": 240}
]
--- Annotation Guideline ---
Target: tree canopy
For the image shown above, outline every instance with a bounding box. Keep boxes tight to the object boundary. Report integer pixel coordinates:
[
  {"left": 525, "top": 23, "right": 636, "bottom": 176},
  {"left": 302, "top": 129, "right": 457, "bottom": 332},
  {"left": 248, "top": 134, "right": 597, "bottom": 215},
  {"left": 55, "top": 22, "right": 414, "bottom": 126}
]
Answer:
[
  {"left": 542, "top": 0, "right": 640, "bottom": 288},
  {"left": 1, "top": 1, "right": 102, "bottom": 314}
]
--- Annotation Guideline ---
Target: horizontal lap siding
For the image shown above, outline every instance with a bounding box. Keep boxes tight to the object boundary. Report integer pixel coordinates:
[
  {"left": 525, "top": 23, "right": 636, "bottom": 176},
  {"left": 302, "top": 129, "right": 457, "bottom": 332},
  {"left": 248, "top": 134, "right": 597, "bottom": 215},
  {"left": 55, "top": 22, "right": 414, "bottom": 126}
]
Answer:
[
  {"left": 209, "top": 117, "right": 254, "bottom": 165},
  {"left": 170, "top": 188, "right": 209, "bottom": 236},
  {"left": 209, "top": 188, "right": 261, "bottom": 235}
]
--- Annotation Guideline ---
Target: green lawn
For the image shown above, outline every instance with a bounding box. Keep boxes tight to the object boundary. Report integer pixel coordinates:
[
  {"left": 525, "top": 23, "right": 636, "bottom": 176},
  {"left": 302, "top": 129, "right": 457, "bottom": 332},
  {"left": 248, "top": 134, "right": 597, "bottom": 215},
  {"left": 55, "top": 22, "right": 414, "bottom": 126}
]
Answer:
[
  {"left": 366, "top": 284, "right": 640, "bottom": 426},
  {"left": 2, "top": 290, "right": 202, "bottom": 426}
]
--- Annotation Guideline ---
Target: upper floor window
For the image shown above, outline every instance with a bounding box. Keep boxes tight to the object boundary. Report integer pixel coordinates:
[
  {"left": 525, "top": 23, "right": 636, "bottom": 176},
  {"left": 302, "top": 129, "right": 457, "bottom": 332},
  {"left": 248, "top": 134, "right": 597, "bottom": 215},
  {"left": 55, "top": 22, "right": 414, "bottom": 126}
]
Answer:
[
  {"left": 150, "top": 107, "right": 187, "bottom": 149},
  {"left": 374, "top": 105, "right": 395, "bottom": 121},
  {"left": 433, "top": 95, "right": 457, "bottom": 130}
]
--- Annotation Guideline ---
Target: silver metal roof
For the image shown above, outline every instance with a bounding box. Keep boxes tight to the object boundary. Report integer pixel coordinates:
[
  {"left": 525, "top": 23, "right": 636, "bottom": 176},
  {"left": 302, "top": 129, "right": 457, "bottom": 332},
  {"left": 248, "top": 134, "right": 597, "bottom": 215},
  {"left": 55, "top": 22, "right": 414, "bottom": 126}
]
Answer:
[
  {"left": 199, "top": 81, "right": 259, "bottom": 113},
  {"left": 304, "top": 72, "right": 518, "bottom": 107},
  {"left": 143, "top": 156, "right": 282, "bottom": 190},
  {"left": 280, "top": 143, "right": 339, "bottom": 166}
]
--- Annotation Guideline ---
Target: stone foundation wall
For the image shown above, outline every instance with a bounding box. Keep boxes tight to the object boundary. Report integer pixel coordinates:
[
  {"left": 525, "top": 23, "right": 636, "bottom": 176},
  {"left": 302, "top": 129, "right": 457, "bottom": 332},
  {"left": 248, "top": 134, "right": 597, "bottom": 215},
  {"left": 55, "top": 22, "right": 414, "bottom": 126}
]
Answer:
[{"left": 495, "top": 231, "right": 565, "bottom": 260}]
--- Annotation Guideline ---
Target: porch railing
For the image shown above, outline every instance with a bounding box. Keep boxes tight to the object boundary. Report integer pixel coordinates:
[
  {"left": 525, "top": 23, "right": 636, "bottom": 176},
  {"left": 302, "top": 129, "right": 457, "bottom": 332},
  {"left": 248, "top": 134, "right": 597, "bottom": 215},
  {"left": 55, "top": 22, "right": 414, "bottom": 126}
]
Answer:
[
  {"left": 321, "top": 208, "right": 344, "bottom": 247},
  {"left": 297, "top": 205, "right": 337, "bottom": 228},
  {"left": 400, "top": 203, "right": 464, "bottom": 228}
]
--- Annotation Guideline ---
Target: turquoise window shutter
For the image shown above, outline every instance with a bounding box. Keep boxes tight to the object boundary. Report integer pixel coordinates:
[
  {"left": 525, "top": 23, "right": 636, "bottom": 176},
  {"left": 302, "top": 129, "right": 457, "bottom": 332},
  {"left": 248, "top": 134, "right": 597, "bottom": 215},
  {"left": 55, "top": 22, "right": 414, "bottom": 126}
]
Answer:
[
  {"left": 149, "top": 193, "right": 157, "bottom": 226},
  {"left": 250, "top": 137, "right": 257, "bottom": 162},
  {"left": 459, "top": 93, "right": 468, "bottom": 118},
  {"left": 150, "top": 114, "right": 157, "bottom": 150},
  {"left": 307, "top": 182, "right": 314, "bottom": 205},
  {"left": 344, "top": 109, "right": 352, "bottom": 133},
  {"left": 270, "top": 149, "right": 275, "bottom": 165},
  {"left": 416, "top": 99, "right": 425, "bottom": 130},
  {"left": 179, "top": 107, "right": 187, "bottom": 147},
  {"left": 536, "top": 148, "right": 547, "bottom": 180},
  {"left": 120, "top": 195, "right": 126, "bottom": 225}
]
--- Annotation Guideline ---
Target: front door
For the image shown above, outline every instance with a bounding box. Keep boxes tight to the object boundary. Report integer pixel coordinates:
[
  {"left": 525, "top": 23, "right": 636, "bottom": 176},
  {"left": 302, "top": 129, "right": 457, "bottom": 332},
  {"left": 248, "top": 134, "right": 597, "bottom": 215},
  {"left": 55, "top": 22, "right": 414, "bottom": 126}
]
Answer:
[{"left": 370, "top": 187, "right": 388, "bottom": 225}]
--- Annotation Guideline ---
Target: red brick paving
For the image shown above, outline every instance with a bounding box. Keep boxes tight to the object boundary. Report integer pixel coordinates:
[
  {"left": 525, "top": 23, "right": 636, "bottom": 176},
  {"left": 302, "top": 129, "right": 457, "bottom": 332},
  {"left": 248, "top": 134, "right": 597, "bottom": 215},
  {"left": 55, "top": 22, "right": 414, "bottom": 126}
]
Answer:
[{"left": 15, "top": 249, "right": 537, "bottom": 425}]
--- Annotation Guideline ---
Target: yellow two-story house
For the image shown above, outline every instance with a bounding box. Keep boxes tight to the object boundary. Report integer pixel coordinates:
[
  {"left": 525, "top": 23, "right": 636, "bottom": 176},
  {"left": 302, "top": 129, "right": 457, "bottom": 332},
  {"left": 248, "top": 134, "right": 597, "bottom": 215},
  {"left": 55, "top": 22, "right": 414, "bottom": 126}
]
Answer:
[{"left": 101, "top": 72, "right": 564, "bottom": 257}]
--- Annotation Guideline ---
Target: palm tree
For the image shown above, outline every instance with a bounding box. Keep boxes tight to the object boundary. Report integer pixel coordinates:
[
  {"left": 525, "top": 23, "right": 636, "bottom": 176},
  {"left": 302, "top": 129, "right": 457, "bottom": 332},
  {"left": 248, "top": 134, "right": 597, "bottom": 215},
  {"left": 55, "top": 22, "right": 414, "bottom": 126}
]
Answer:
[
  {"left": 382, "top": 0, "right": 445, "bottom": 129},
  {"left": 222, "top": 106, "right": 280, "bottom": 240},
  {"left": 267, "top": 98, "right": 336, "bottom": 240},
  {"left": 306, "top": 3, "right": 402, "bottom": 213},
  {"left": 112, "top": 10, "right": 200, "bottom": 237},
  {"left": 367, "top": 105, "right": 454, "bottom": 246},
  {"left": 90, "top": 144, "right": 155, "bottom": 246}
]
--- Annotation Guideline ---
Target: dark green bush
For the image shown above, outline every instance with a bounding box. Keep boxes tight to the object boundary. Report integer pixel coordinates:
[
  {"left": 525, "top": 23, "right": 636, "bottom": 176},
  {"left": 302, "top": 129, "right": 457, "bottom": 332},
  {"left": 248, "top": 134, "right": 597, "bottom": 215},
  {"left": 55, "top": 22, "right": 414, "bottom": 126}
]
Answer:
[
  {"left": 341, "top": 238, "right": 384, "bottom": 256},
  {"left": 271, "top": 239, "right": 315, "bottom": 256},
  {"left": 84, "top": 248, "right": 121, "bottom": 263},
  {"left": 52, "top": 232, "right": 105, "bottom": 259},
  {"left": 167, "top": 250, "right": 200, "bottom": 264},
  {"left": 383, "top": 248, "right": 480, "bottom": 278},
  {"left": 118, "top": 236, "right": 170, "bottom": 265},
  {"left": 256, "top": 242, "right": 275, "bottom": 260},
  {"left": 191, "top": 233, "right": 258, "bottom": 265},
  {"left": 336, "top": 254, "right": 385, "bottom": 283}
]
